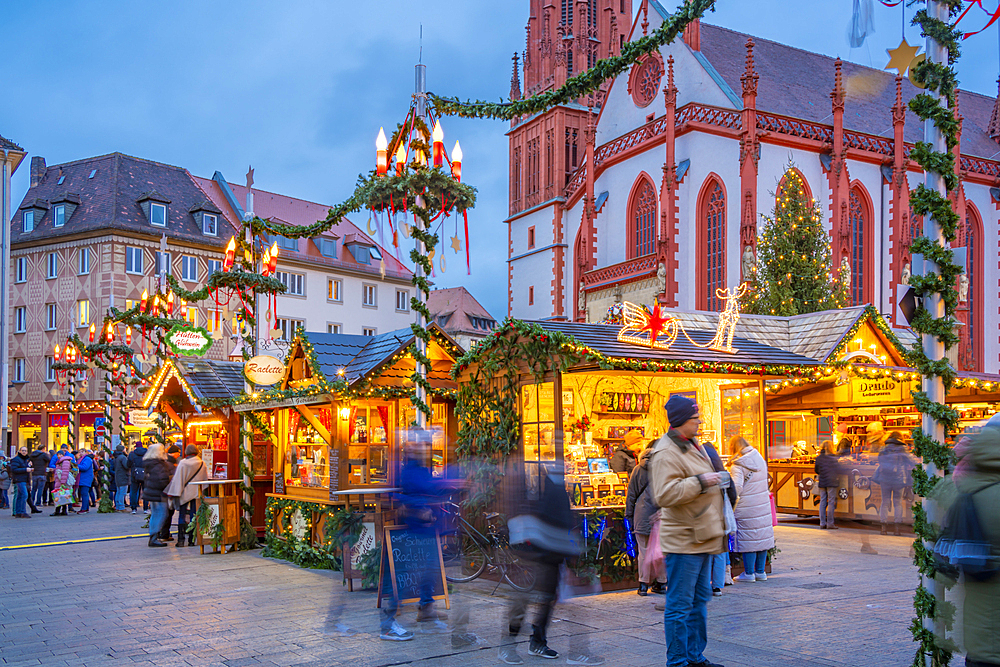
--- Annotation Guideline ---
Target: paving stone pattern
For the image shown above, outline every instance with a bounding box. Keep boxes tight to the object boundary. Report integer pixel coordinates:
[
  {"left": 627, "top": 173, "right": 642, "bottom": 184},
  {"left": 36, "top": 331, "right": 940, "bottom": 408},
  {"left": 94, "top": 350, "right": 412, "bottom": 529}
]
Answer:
[{"left": 0, "top": 512, "right": 920, "bottom": 666}]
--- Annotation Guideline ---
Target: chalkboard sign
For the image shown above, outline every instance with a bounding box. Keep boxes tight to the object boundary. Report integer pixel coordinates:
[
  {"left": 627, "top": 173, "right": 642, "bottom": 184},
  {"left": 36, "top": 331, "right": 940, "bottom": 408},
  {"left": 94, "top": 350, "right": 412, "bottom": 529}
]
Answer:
[{"left": 376, "top": 525, "right": 449, "bottom": 609}]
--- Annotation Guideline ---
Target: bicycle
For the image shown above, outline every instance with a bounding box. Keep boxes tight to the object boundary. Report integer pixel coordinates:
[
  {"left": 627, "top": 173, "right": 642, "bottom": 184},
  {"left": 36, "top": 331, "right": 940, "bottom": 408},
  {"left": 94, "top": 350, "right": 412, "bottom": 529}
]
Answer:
[{"left": 439, "top": 502, "right": 536, "bottom": 592}]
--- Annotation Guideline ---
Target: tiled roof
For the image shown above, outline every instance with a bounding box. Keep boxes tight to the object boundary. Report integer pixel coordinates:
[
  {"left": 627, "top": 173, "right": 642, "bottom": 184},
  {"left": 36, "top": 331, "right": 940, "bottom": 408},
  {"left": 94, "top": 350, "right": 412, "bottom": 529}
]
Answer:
[
  {"left": 645, "top": 8, "right": 1000, "bottom": 160},
  {"left": 533, "top": 320, "right": 820, "bottom": 368},
  {"left": 427, "top": 286, "right": 498, "bottom": 337},
  {"left": 10, "top": 153, "right": 230, "bottom": 247},
  {"left": 175, "top": 358, "right": 246, "bottom": 402},
  {"left": 0, "top": 134, "right": 24, "bottom": 152},
  {"left": 193, "top": 176, "right": 411, "bottom": 279}
]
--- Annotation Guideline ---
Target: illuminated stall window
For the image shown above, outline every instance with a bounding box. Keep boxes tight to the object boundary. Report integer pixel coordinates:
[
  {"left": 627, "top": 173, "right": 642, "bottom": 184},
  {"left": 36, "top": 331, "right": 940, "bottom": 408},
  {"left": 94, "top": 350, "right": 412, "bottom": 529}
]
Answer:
[{"left": 521, "top": 382, "right": 556, "bottom": 498}]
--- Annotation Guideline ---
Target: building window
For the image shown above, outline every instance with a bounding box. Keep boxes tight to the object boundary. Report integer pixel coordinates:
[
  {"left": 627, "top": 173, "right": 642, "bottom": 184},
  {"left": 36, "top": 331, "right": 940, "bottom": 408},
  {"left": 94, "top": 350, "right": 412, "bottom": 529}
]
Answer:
[
  {"left": 45, "top": 356, "right": 56, "bottom": 383},
  {"left": 78, "top": 248, "right": 91, "bottom": 275},
  {"left": 203, "top": 213, "right": 217, "bottom": 236},
  {"left": 46, "top": 252, "right": 58, "bottom": 279},
  {"left": 327, "top": 323, "right": 342, "bottom": 334},
  {"left": 396, "top": 289, "right": 409, "bottom": 312},
  {"left": 206, "top": 309, "right": 223, "bottom": 334},
  {"left": 12, "top": 358, "right": 25, "bottom": 383},
  {"left": 125, "top": 299, "right": 138, "bottom": 312},
  {"left": 15, "top": 257, "right": 27, "bottom": 283},
  {"left": 54, "top": 204, "right": 66, "bottom": 228},
  {"left": 362, "top": 283, "right": 377, "bottom": 307},
  {"left": 125, "top": 247, "right": 144, "bottom": 274},
  {"left": 22, "top": 210, "right": 34, "bottom": 233},
  {"left": 156, "top": 251, "right": 171, "bottom": 276},
  {"left": 319, "top": 238, "right": 336, "bottom": 258},
  {"left": 77, "top": 300, "right": 90, "bottom": 327},
  {"left": 181, "top": 255, "right": 198, "bottom": 282},
  {"left": 529, "top": 286, "right": 534, "bottom": 306},
  {"left": 46, "top": 303, "right": 57, "bottom": 330},
  {"left": 629, "top": 176, "right": 657, "bottom": 259},
  {"left": 271, "top": 235, "right": 298, "bottom": 252},
  {"left": 528, "top": 226, "right": 535, "bottom": 249},
  {"left": 959, "top": 204, "right": 984, "bottom": 372},
  {"left": 848, "top": 187, "right": 868, "bottom": 306},
  {"left": 328, "top": 278, "right": 343, "bottom": 302},
  {"left": 700, "top": 179, "right": 726, "bottom": 312},
  {"left": 275, "top": 318, "right": 304, "bottom": 340},
  {"left": 207, "top": 259, "right": 222, "bottom": 276},
  {"left": 14, "top": 307, "right": 26, "bottom": 333},
  {"left": 184, "top": 308, "right": 198, "bottom": 327},
  {"left": 276, "top": 271, "right": 304, "bottom": 296},
  {"left": 150, "top": 203, "right": 167, "bottom": 227},
  {"left": 362, "top": 327, "right": 377, "bottom": 336}
]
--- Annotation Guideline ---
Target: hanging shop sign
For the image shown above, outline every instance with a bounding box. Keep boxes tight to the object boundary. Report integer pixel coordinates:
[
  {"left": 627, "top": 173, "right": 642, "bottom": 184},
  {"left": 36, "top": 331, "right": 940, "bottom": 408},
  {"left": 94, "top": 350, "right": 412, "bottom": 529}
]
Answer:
[
  {"left": 244, "top": 355, "right": 285, "bottom": 386},
  {"left": 165, "top": 324, "right": 213, "bottom": 357},
  {"left": 128, "top": 410, "right": 159, "bottom": 430},
  {"left": 834, "top": 377, "right": 906, "bottom": 405}
]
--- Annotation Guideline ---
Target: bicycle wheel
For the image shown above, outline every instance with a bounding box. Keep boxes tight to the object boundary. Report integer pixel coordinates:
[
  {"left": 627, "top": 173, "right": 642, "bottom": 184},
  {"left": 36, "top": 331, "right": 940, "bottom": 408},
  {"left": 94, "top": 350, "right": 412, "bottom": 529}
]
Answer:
[
  {"left": 442, "top": 530, "right": 487, "bottom": 583},
  {"left": 499, "top": 549, "right": 536, "bottom": 592}
]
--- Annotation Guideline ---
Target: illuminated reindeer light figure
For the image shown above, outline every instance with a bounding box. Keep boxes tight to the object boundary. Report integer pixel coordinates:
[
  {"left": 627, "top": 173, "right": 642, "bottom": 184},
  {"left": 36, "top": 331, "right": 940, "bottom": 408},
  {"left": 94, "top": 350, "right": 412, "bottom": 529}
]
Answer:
[{"left": 701, "top": 283, "right": 747, "bottom": 353}]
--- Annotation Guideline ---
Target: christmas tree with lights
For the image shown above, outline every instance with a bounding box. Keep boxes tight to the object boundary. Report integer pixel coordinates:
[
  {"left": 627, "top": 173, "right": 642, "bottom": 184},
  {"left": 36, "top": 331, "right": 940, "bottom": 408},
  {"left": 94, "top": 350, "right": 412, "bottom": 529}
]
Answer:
[{"left": 746, "top": 166, "right": 848, "bottom": 316}]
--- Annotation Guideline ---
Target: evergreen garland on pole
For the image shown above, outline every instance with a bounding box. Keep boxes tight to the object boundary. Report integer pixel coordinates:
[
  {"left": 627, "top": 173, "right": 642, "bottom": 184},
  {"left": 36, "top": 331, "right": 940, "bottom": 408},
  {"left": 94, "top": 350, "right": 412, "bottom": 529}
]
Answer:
[{"left": 745, "top": 165, "right": 848, "bottom": 315}]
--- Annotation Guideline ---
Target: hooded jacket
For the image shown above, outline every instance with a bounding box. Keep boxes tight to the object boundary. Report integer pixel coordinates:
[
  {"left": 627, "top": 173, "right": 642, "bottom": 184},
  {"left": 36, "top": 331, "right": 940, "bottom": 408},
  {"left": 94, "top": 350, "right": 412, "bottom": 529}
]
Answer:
[
  {"left": 649, "top": 430, "right": 726, "bottom": 555},
  {"left": 128, "top": 446, "right": 147, "bottom": 482},
  {"left": 932, "top": 425, "right": 1000, "bottom": 664},
  {"left": 113, "top": 450, "right": 130, "bottom": 486},
  {"left": 9, "top": 454, "right": 30, "bottom": 484},
  {"left": 875, "top": 437, "right": 913, "bottom": 489},
  {"left": 142, "top": 458, "right": 172, "bottom": 502},
  {"left": 814, "top": 451, "right": 845, "bottom": 488},
  {"left": 609, "top": 446, "right": 637, "bottom": 475},
  {"left": 625, "top": 447, "right": 659, "bottom": 535},
  {"left": 76, "top": 454, "right": 95, "bottom": 487},
  {"left": 53, "top": 452, "right": 74, "bottom": 488},
  {"left": 0, "top": 460, "right": 10, "bottom": 490},
  {"left": 29, "top": 450, "right": 50, "bottom": 479},
  {"left": 729, "top": 444, "right": 776, "bottom": 553}
]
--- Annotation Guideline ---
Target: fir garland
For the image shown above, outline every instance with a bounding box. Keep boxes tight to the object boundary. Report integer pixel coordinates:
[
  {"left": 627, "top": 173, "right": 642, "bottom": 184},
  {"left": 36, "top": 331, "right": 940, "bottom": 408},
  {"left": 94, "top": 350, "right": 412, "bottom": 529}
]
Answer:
[
  {"left": 428, "top": 0, "right": 716, "bottom": 120},
  {"left": 905, "top": 3, "right": 965, "bottom": 666}
]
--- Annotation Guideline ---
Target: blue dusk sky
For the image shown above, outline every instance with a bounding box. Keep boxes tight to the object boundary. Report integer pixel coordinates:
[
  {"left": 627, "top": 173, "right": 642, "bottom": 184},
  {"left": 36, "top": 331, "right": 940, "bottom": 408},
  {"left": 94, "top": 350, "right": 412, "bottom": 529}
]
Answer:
[{"left": 2, "top": 0, "right": 996, "bottom": 319}]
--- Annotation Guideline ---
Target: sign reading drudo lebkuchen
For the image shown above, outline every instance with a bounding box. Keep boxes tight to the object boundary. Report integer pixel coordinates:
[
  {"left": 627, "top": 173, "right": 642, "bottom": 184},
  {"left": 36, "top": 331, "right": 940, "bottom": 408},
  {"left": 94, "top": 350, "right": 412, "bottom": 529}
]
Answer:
[
  {"left": 244, "top": 355, "right": 284, "bottom": 386},
  {"left": 164, "top": 324, "right": 213, "bottom": 357}
]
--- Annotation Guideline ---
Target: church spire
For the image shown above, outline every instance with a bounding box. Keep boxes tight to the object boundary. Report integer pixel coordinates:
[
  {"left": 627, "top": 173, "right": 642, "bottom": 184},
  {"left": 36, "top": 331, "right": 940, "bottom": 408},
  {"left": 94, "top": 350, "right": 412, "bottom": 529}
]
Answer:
[
  {"left": 988, "top": 76, "right": 1000, "bottom": 142},
  {"left": 510, "top": 52, "right": 522, "bottom": 101}
]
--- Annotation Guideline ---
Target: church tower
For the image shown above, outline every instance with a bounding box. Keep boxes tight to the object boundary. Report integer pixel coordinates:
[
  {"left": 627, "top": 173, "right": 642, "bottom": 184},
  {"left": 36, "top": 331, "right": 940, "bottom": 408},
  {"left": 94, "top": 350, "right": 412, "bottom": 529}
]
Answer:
[{"left": 507, "top": 0, "right": 630, "bottom": 319}]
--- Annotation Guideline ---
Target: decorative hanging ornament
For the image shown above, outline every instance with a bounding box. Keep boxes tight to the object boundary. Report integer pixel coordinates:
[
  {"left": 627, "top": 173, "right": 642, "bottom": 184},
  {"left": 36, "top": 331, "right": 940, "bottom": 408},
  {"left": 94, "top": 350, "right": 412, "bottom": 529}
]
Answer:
[
  {"left": 884, "top": 38, "right": 920, "bottom": 76},
  {"left": 450, "top": 235, "right": 461, "bottom": 254},
  {"left": 401, "top": 222, "right": 412, "bottom": 238},
  {"left": 367, "top": 215, "right": 378, "bottom": 236}
]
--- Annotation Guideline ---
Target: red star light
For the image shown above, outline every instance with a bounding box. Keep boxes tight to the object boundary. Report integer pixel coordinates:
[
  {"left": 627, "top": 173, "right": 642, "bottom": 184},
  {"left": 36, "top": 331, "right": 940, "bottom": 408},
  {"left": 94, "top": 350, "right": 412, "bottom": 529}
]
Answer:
[{"left": 641, "top": 304, "right": 670, "bottom": 345}]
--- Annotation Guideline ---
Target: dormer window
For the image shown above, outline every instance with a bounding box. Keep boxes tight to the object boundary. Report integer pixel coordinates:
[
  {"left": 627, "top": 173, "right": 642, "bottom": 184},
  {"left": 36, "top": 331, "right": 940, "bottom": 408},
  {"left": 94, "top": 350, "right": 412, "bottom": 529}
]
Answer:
[
  {"left": 270, "top": 234, "right": 298, "bottom": 252},
  {"left": 150, "top": 203, "right": 167, "bottom": 227},
  {"left": 318, "top": 238, "right": 336, "bottom": 258},
  {"left": 53, "top": 205, "right": 66, "bottom": 228},
  {"left": 203, "top": 213, "right": 217, "bottom": 236},
  {"left": 22, "top": 210, "right": 33, "bottom": 233}
]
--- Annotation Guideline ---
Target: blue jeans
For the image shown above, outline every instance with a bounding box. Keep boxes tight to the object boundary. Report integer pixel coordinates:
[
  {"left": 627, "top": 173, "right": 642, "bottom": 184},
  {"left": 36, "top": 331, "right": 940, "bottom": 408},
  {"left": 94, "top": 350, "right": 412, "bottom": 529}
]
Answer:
[
  {"left": 880, "top": 485, "right": 904, "bottom": 524},
  {"left": 663, "top": 553, "right": 712, "bottom": 667},
  {"left": 741, "top": 550, "right": 768, "bottom": 575},
  {"left": 130, "top": 482, "right": 147, "bottom": 511},
  {"left": 79, "top": 486, "right": 91, "bottom": 512},
  {"left": 31, "top": 476, "right": 46, "bottom": 507},
  {"left": 148, "top": 501, "right": 167, "bottom": 537},
  {"left": 818, "top": 487, "right": 837, "bottom": 527},
  {"left": 710, "top": 551, "right": 728, "bottom": 589},
  {"left": 0, "top": 488, "right": 8, "bottom": 508},
  {"left": 13, "top": 482, "right": 28, "bottom": 516},
  {"left": 114, "top": 486, "right": 127, "bottom": 510}
]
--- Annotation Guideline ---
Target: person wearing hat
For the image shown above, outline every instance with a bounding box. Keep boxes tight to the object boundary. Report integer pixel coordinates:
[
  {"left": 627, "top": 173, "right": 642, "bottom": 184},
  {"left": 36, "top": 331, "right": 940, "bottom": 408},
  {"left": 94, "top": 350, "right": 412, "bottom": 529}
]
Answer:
[
  {"left": 610, "top": 430, "right": 643, "bottom": 475},
  {"left": 649, "top": 394, "right": 726, "bottom": 667}
]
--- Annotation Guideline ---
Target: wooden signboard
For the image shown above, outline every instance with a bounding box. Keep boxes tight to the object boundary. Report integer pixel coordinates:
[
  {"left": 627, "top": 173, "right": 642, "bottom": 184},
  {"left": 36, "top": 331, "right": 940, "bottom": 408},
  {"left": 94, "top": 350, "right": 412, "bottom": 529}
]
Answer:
[{"left": 376, "top": 525, "right": 449, "bottom": 609}]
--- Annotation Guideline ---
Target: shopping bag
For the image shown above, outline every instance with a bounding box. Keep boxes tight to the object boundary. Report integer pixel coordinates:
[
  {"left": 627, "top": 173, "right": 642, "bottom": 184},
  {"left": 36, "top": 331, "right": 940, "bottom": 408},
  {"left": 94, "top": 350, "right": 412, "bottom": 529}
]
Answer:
[
  {"left": 769, "top": 492, "right": 778, "bottom": 527},
  {"left": 643, "top": 514, "right": 665, "bottom": 582},
  {"left": 54, "top": 487, "right": 74, "bottom": 507}
]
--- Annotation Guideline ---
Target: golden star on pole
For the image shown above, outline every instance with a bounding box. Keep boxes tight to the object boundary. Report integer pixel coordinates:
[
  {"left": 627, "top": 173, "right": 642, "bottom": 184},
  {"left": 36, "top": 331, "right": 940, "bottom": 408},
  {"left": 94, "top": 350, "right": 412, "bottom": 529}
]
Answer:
[
  {"left": 885, "top": 38, "right": 919, "bottom": 77},
  {"left": 450, "top": 235, "right": 461, "bottom": 253}
]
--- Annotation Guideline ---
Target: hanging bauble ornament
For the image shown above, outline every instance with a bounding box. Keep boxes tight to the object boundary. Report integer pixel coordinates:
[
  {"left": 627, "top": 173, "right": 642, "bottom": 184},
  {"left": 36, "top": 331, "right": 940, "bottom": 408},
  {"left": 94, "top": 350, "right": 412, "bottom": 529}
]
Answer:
[
  {"left": 367, "top": 215, "right": 378, "bottom": 235},
  {"left": 439, "top": 251, "right": 446, "bottom": 273},
  {"left": 450, "top": 235, "right": 461, "bottom": 254},
  {"left": 80, "top": 379, "right": 89, "bottom": 392},
  {"left": 270, "top": 328, "right": 281, "bottom": 340}
]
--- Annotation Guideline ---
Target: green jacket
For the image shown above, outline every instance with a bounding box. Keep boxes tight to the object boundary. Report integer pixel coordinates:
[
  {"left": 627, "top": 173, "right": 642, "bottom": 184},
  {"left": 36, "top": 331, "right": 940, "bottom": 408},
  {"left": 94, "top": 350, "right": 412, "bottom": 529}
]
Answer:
[{"left": 932, "top": 425, "right": 1000, "bottom": 663}]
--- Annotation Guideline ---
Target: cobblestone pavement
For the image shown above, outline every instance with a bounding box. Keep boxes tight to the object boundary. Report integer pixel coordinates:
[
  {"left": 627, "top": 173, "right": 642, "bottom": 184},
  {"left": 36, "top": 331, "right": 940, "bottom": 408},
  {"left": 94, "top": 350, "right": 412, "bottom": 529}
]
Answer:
[{"left": 0, "top": 511, "right": 920, "bottom": 667}]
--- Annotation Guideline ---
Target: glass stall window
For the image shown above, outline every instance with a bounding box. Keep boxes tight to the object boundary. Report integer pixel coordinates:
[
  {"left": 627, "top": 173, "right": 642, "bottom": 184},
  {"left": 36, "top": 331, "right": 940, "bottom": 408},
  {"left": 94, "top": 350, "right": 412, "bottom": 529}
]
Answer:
[
  {"left": 521, "top": 382, "right": 556, "bottom": 499},
  {"left": 348, "top": 404, "right": 390, "bottom": 486}
]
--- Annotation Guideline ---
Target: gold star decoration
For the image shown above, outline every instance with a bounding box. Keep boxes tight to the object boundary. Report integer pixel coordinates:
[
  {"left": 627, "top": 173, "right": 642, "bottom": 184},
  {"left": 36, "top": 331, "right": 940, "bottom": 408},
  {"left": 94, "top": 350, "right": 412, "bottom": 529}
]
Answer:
[
  {"left": 450, "top": 235, "right": 461, "bottom": 253},
  {"left": 885, "top": 38, "right": 919, "bottom": 77}
]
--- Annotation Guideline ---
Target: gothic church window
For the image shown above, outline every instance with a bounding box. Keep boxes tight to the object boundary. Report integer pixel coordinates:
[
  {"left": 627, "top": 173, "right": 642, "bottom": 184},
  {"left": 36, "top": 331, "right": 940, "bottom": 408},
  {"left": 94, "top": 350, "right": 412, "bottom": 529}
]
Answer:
[
  {"left": 628, "top": 175, "right": 656, "bottom": 259},
  {"left": 848, "top": 186, "right": 871, "bottom": 306}
]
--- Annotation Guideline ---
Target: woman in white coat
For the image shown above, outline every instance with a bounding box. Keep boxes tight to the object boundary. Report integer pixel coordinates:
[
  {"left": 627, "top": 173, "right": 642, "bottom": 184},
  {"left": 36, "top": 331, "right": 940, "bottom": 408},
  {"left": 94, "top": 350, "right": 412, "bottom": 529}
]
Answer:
[
  {"left": 727, "top": 436, "right": 775, "bottom": 582},
  {"left": 164, "top": 445, "right": 208, "bottom": 547}
]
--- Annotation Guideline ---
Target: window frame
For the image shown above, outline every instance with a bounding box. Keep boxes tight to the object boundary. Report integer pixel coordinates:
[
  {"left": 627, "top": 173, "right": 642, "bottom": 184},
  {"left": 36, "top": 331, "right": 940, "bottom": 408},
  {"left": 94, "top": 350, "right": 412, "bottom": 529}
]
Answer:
[
  {"left": 150, "top": 202, "right": 167, "bottom": 227},
  {"left": 45, "top": 303, "right": 57, "bottom": 331},
  {"left": 275, "top": 317, "right": 305, "bottom": 341},
  {"left": 53, "top": 204, "right": 66, "bottom": 228},
  {"left": 15, "top": 257, "right": 27, "bottom": 283},
  {"left": 46, "top": 252, "right": 58, "bottom": 279},
  {"left": 696, "top": 176, "right": 727, "bottom": 312},
  {"left": 125, "top": 247, "right": 144, "bottom": 275},
  {"left": 528, "top": 226, "right": 536, "bottom": 250},
  {"left": 362, "top": 283, "right": 377, "bottom": 308},
  {"left": 22, "top": 210, "right": 34, "bottom": 233},
  {"left": 626, "top": 173, "right": 657, "bottom": 260},
  {"left": 14, "top": 306, "right": 26, "bottom": 333},
  {"left": 327, "top": 323, "right": 342, "bottom": 334},
  {"left": 45, "top": 356, "right": 56, "bottom": 383},
  {"left": 395, "top": 289, "right": 410, "bottom": 312},
  {"left": 78, "top": 248, "right": 91, "bottom": 275},
  {"left": 362, "top": 327, "right": 377, "bottom": 336},
  {"left": 207, "top": 259, "right": 222, "bottom": 277},
  {"left": 12, "top": 358, "right": 25, "bottom": 383},
  {"left": 181, "top": 255, "right": 199, "bottom": 282},
  {"left": 77, "top": 299, "right": 90, "bottom": 327},
  {"left": 203, "top": 213, "right": 218, "bottom": 236},
  {"left": 276, "top": 270, "right": 305, "bottom": 296},
  {"left": 319, "top": 238, "right": 337, "bottom": 258}
]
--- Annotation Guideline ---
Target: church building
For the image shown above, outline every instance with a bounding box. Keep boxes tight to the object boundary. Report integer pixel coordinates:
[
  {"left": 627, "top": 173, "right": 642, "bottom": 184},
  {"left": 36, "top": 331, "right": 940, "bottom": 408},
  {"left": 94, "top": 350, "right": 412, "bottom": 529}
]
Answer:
[{"left": 505, "top": 0, "right": 1000, "bottom": 373}]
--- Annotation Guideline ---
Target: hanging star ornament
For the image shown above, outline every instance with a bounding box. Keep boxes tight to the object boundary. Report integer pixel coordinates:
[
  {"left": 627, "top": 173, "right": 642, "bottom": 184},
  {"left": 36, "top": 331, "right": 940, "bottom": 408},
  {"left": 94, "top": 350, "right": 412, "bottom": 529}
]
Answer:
[
  {"left": 885, "top": 38, "right": 920, "bottom": 77},
  {"left": 450, "top": 235, "right": 462, "bottom": 253}
]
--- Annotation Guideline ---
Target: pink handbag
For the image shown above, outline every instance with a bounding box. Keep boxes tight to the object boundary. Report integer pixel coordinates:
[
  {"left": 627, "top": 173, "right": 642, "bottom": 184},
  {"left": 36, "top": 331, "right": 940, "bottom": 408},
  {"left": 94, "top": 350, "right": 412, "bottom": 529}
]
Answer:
[
  {"left": 643, "top": 515, "right": 665, "bottom": 581},
  {"left": 769, "top": 492, "right": 778, "bottom": 527}
]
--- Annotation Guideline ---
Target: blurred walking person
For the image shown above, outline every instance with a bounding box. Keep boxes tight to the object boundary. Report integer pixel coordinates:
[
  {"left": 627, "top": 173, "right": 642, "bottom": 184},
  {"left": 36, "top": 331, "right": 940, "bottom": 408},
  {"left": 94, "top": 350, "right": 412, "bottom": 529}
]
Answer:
[
  {"left": 164, "top": 445, "right": 207, "bottom": 547},
  {"left": 625, "top": 442, "right": 665, "bottom": 595},
  {"left": 650, "top": 395, "right": 726, "bottom": 667},
  {"left": 159, "top": 444, "right": 181, "bottom": 541},
  {"left": 142, "top": 444, "right": 172, "bottom": 547},
  {"left": 814, "top": 440, "right": 844, "bottom": 529},
  {"left": 874, "top": 431, "right": 913, "bottom": 535},
  {"left": 728, "top": 436, "right": 775, "bottom": 583}
]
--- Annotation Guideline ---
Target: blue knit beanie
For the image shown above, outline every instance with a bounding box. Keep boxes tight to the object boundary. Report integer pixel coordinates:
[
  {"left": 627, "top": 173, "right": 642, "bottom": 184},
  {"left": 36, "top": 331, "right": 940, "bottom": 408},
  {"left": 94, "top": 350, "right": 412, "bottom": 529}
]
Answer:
[{"left": 665, "top": 395, "right": 698, "bottom": 428}]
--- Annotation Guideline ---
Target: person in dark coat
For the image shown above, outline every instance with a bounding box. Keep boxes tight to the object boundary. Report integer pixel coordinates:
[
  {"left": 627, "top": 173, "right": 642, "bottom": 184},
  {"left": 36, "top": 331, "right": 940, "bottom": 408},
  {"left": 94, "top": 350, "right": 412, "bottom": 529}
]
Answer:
[
  {"left": 814, "top": 440, "right": 845, "bottom": 529},
  {"left": 625, "top": 443, "right": 665, "bottom": 595},
  {"left": 875, "top": 432, "right": 914, "bottom": 535},
  {"left": 141, "top": 444, "right": 173, "bottom": 547},
  {"left": 127, "top": 442, "right": 148, "bottom": 514},
  {"left": 113, "top": 445, "right": 130, "bottom": 511},
  {"left": 9, "top": 447, "right": 32, "bottom": 518},
  {"left": 610, "top": 430, "right": 643, "bottom": 475},
  {"left": 75, "top": 450, "right": 95, "bottom": 513},
  {"left": 29, "top": 446, "right": 50, "bottom": 510}
]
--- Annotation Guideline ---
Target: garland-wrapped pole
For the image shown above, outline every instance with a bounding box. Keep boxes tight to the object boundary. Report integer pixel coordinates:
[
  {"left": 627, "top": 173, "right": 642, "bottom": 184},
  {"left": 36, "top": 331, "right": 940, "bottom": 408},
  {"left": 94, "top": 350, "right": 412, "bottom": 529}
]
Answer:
[
  {"left": 68, "top": 369, "right": 76, "bottom": 454},
  {"left": 97, "top": 369, "right": 114, "bottom": 513}
]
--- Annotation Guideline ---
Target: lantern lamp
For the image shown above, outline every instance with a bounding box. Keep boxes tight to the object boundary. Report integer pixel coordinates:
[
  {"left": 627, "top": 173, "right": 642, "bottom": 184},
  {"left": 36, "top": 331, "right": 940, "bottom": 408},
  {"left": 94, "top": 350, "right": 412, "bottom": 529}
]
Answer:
[
  {"left": 224, "top": 237, "right": 236, "bottom": 272},
  {"left": 269, "top": 243, "right": 279, "bottom": 274},
  {"left": 140, "top": 289, "right": 149, "bottom": 313},
  {"left": 432, "top": 120, "right": 444, "bottom": 167},
  {"left": 395, "top": 143, "right": 406, "bottom": 175},
  {"left": 261, "top": 250, "right": 271, "bottom": 276},
  {"left": 89, "top": 323, "right": 96, "bottom": 343},
  {"left": 375, "top": 127, "right": 388, "bottom": 175},
  {"left": 167, "top": 291, "right": 175, "bottom": 315},
  {"left": 106, "top": 322, "right": 114, "bottom": 344},
  {"left": 54, "top": 344, "right": 61, "bottom": 361},
  {"left": 451, "top": 140, "right": 463, "bottom": 181},
  {"left": 126, "top": 326, "right": 132, "bottom": 346}
]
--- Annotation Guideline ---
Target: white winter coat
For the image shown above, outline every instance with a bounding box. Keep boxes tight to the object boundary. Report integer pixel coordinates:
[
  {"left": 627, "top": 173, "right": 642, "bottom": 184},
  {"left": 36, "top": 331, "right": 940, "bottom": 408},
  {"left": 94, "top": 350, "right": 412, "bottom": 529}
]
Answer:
[{"left": 729, "top": 445, "right": 775, "bottom": 553}]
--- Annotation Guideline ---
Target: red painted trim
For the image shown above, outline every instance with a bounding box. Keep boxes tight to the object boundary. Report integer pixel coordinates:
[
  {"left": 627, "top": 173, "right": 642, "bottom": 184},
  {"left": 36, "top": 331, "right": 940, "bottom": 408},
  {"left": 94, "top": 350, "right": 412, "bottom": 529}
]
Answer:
[
  {"left": 626, "top": 171, "right": 658, "bottom": 260},
  {"left": 963, "top": 202, "right": 985, "bottom": 372},
  {"left": 695, "top": 174, "right": 727, "bottom": 311}
]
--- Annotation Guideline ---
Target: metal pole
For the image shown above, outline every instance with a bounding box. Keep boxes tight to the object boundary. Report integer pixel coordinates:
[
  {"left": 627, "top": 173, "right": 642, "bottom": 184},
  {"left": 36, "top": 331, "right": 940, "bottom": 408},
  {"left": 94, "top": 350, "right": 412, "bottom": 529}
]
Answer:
[
  {"left": 99, "top": 370, "right": 114, "bottom": 512},
  {"left": 413, "top": 62, "right": 429, "bottom": 431},
  {"left": 0, "top": 154, "right": 13, "bottom": 457},
  {"left": 920, "top": 0, "right": 947, "bottom": 654},
  {"left": 68, "top": 370, "right": 76, "bottom": 453}
]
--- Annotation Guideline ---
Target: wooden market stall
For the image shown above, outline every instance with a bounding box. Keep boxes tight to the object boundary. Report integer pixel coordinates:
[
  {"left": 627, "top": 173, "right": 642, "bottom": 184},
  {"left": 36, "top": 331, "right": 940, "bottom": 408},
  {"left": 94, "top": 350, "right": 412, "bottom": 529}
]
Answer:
[{"left": 231, "top": 325, "right": 462, "bottom": 570}]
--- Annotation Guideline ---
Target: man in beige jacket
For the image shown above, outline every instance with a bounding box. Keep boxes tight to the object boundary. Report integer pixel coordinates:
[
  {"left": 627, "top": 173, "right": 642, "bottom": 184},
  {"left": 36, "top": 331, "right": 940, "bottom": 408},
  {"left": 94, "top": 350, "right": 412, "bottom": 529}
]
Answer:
[{"left": 650, "top": 395, "right": 726, "bottom": 667}]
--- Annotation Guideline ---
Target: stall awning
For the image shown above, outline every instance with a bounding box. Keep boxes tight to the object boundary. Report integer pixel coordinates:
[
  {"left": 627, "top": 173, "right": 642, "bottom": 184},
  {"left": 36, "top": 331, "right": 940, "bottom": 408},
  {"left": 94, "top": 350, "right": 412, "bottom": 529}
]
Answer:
[{"left": 142, "top": 358, "right": 246, "bottom": 413}]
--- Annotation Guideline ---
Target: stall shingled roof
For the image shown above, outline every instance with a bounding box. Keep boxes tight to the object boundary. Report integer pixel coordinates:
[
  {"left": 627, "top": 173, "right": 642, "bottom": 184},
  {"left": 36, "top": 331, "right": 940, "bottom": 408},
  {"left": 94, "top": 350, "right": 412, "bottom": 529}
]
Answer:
[{"left": 176, "top": 358, "right": 246, "bottom": 402}]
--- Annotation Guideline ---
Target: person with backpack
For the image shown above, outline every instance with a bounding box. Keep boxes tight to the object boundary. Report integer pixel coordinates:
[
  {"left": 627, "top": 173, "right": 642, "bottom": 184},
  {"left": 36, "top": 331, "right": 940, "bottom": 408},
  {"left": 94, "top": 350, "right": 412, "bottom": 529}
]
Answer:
[
  {"left": 142, "top": 444, "right": 173, "bottom": 548},
  {"left": 874, "top": 431, "right": 914, "bottom": 535},
  {"left": 128, "top": 440, "right": 148, "bottom": 514},
  {"left": 9, "top": 447, "right": 31, "bottom": 518},
  {"left": 932, "top": 423, "right": 1000, "bottom": 667},
  {"left": 814, "top": 440, "right": 845, "bottom": 529}
]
